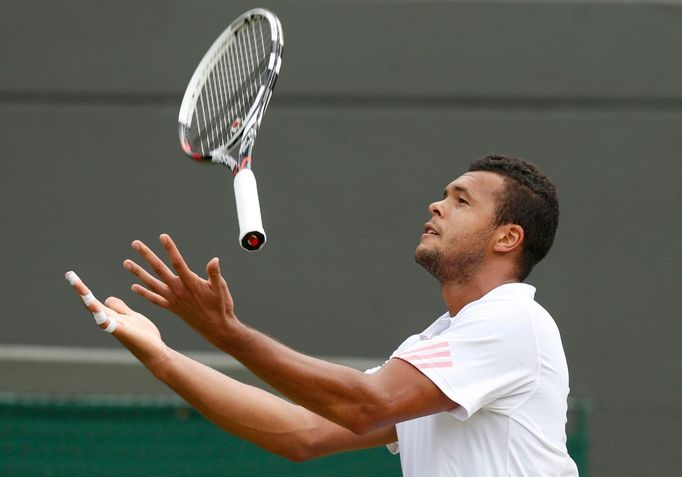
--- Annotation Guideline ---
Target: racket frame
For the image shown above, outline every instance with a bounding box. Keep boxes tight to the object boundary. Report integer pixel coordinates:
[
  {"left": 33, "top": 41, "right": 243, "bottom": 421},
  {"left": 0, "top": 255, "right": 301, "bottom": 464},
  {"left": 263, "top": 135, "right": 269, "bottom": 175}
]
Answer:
[{"left": 177, "top": 8, "right": 283, "bottom": 251}]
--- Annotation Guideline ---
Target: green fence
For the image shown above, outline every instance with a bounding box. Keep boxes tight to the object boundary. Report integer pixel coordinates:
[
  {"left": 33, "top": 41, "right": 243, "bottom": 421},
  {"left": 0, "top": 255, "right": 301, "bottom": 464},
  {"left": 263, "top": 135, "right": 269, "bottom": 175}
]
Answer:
[{"left": 1, "top": 393, "right": 589, "bottom": 476}]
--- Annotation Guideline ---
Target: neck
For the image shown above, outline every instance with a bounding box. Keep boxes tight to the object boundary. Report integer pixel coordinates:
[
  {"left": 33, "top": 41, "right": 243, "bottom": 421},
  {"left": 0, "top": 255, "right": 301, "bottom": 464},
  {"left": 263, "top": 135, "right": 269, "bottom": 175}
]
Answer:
[{"left": 440, "top": 267, "right": 519, "bottom": 316}]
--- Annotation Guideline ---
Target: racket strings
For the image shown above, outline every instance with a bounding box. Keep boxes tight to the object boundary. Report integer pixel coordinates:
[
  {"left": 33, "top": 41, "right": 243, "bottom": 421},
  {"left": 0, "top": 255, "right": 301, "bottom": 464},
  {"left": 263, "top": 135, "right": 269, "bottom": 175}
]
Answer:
[
  {"left": 191, "top": 58, "right": 268, "bottom": 154},
  {"left": 190, "top": 18, "right": 271, "bottom": 156}
]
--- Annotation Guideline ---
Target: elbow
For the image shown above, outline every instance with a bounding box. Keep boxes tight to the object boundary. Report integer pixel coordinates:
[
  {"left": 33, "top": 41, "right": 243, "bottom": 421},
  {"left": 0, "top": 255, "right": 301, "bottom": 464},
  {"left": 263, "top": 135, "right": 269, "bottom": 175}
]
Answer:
[
  {"left": 341, "top": 386, "right": 392, "bottom": 435},
  {"left": 265, "top": 443, "right": 312, "bottom": 463},
  {"left": 278, "top": 438, "right": 329, "bottom": 463},
  {"left": 346, "top": 415, "right": 376, "bottom": 435},
  {"left": 273, "top": 433, "right": 318, "bottom": 463},
  {"left": 344, "top": 401, "right": 387, "bottom": 435},
  {"left": 281, "top": 448, "right": 313, "bottom": 463}
]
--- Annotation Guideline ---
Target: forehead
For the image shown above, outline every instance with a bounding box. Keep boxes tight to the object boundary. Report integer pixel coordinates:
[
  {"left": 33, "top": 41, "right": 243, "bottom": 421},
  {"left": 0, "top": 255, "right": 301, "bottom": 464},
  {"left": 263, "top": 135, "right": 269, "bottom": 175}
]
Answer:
[{"left": 446, "top": 171, "right": 505, "bottom": 200}]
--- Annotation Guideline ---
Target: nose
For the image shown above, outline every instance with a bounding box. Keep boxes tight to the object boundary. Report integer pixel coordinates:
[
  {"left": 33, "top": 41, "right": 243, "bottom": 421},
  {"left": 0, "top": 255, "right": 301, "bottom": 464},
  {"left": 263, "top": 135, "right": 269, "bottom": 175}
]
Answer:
[{"left": 428, "top": 199, "right": 444, "bottom": 217}]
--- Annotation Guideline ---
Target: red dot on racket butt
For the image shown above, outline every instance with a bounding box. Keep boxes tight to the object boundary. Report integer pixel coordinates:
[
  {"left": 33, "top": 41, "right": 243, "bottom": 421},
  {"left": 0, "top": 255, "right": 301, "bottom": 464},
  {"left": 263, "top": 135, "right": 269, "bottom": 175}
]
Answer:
[{"left": 241, "top": 232, "right": 265, "bottom": 251}]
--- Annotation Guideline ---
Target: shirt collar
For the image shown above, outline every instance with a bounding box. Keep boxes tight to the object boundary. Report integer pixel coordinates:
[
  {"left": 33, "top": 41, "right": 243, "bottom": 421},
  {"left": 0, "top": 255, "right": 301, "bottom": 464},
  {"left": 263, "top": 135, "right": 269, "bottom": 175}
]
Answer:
[
  {"left": 446, "top": 282, "right": 536, "bottom": 319},
  {"left": 482, "top": 282, "right": 536, "bottom": 300}
]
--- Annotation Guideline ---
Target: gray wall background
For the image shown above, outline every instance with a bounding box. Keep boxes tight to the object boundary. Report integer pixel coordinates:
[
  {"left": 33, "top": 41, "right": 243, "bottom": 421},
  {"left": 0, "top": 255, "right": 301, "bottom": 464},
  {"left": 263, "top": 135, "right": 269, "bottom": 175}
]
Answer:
[{"left": 1, "top": 0, "right": 680, "bottom": 475}]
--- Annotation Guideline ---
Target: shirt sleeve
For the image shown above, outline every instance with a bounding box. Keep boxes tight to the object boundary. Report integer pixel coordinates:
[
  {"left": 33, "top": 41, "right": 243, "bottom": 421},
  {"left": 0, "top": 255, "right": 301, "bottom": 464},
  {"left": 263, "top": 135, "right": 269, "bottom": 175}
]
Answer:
[{"left": 391, "top": 299, "right": 539, "bottom": 420}]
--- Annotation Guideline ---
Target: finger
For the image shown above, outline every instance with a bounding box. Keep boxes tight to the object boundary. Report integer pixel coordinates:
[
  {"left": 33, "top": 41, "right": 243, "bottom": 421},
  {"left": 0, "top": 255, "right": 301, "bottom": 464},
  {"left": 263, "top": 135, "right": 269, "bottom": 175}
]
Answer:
[
  {"left": 65, "top": 270, "right": 106, "bottom": 314},
  {"left": 104, "top": 296, "right": 135, "bottom": 315},
  {"left": 131, "top": 283, "right": 171, "bottom": 309},
  {"left": 123, "top": 259, "right": 169, "bottom": 296},
  {"left": 206, "top": 257, "right": 227, "bottom": 292},
  {"left": 65, "top": 270, "right": 96, "bottom": 304},
  {"left": 160, "top": 234, "right": 195, "bottom": 282},
  {"left": 132, "top": 240, "right": 176, "bottom": 283},
  {"left": 101, "top": 316, "right": 119, "bottom": 334},
  {"left": 100, "top": 298, "right": 133, "bottom": 333},
  {"left": 64, "top": 271, "right": 119, "bottom": 333}
]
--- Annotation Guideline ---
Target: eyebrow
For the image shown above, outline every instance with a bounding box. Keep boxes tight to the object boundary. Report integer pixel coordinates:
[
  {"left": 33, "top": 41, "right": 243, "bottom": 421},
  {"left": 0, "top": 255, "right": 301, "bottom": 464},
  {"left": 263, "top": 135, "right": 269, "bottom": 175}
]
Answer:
[{"left": 443, "top": 185, "right": 471, "bottom": 199}]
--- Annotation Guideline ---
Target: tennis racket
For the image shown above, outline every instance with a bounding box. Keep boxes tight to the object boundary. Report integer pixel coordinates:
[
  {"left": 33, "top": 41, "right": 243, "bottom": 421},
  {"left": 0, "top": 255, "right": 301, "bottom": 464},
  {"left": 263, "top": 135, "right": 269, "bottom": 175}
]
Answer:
[{"left": 178, "top": 8, "right": 283, "bottom": 251}]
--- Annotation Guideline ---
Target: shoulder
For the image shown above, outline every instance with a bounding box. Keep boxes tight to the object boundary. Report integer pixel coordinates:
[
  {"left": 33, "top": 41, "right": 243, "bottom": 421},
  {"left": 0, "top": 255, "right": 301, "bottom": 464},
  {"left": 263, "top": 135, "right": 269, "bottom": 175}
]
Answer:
[
  {"left": 443, "top": 285, "right": 542, "bottom": 357},
  {"left": 452, "top": 292, "right": 536, "bottom": 335}
]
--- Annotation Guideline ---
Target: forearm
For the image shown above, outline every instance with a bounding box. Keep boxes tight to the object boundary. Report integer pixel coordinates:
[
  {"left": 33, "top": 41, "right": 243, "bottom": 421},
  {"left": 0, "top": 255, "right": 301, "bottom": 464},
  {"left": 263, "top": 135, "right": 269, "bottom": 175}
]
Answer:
[
  {"left": 121, "top": 235, "right": 449, "bottom": 439},
  {"left": 148, "top": 348, "right": 392, "bottom": 460},
  {"left": 214, "top": 321, "right": 389, "bottom": 434},
  {"left": 149, "top": 347, "right": 320, "bottom": 459}
]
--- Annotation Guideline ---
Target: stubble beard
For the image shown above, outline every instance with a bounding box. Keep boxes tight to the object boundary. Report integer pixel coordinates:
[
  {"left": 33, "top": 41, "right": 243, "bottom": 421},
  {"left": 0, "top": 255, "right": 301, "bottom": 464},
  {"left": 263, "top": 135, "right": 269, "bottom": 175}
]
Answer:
[{"left": 415, "top": 233, "right": 488, "bottom": 285}]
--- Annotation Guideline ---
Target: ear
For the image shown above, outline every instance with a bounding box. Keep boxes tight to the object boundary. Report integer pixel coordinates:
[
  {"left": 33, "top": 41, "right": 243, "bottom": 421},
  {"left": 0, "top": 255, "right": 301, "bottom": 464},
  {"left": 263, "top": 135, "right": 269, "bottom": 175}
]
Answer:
[{"left": 493, "top": 224, "right": 524, "bottom": 254}]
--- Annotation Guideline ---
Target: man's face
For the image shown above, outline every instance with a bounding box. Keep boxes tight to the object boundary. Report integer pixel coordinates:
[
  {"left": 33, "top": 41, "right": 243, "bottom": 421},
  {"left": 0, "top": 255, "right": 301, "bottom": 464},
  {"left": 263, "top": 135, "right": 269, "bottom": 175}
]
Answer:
[{"left": 415, "top": 171, "right": 505, "bottom": 284}]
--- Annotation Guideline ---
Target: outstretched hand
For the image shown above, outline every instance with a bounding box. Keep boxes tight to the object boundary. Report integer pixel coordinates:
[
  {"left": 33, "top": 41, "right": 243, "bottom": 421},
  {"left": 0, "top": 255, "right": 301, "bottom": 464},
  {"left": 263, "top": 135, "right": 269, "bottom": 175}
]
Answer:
[
  {"left": 65, "top": 271, "right": 168, "bottom": 368},
  {"left": 123, "top": 234, "right": 239, "bottom": 347}
]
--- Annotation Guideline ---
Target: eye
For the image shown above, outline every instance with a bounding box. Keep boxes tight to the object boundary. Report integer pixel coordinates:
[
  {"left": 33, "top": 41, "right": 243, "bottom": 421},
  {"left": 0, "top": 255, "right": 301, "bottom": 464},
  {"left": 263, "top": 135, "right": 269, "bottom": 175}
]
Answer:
[{"left": 458, "top": 198, "right": 469, "bottom": 205}]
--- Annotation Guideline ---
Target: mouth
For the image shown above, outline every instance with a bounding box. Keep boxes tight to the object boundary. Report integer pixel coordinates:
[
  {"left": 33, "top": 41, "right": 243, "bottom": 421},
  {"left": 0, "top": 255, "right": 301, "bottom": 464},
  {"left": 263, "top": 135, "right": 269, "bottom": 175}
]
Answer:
[{"left": 422, "top": 223, "right": 439, "bottom": 237}]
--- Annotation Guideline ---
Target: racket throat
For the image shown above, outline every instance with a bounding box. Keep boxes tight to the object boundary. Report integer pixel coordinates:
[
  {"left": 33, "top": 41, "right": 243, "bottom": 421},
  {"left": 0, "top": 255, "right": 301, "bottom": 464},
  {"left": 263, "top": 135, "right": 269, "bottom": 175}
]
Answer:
[
  {"left": 238, "top": 127, "right": 257, "bottom": 163},
  {"left": 211, "top": 148, "right": 240, "bottom": 170}
]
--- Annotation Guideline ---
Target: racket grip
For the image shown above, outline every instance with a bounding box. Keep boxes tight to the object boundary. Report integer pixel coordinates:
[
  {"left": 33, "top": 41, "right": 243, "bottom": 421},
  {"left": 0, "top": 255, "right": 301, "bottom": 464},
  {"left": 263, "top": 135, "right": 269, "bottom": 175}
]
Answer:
[{"left": 233, "top": 168, "right": 266, "bottom": 251}]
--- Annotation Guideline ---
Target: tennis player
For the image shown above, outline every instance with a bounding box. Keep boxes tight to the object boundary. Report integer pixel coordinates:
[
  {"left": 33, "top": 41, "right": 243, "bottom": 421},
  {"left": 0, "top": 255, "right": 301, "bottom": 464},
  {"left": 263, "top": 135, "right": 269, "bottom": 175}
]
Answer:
[{"left": 67, "top": 155, "right": 578, "bottom": 476}]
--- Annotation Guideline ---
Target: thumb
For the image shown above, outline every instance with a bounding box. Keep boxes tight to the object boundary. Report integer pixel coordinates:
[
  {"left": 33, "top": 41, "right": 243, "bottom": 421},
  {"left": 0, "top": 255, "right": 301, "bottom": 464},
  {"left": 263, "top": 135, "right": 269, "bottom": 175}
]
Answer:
[
  {"left": 206, "top": 257, "right": 222, "bottom": 287},
  {"left": 105, "top": 296, "right": 135, "bottom": 315}
]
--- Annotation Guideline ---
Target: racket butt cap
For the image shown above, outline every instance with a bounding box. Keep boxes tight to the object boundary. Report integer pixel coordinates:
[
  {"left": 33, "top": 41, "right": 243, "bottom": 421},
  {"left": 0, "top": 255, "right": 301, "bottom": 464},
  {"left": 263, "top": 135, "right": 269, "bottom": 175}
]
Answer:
[{"left": 241, "top": 231, "right": 266, "bottom": 251}]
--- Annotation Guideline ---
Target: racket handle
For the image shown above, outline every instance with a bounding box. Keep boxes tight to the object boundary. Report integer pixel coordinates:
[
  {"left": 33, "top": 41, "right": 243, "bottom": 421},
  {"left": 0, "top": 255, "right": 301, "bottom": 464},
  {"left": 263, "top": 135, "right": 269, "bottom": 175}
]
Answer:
[{"left": 233, "top": 168, "right": 266, "bottom": 251}]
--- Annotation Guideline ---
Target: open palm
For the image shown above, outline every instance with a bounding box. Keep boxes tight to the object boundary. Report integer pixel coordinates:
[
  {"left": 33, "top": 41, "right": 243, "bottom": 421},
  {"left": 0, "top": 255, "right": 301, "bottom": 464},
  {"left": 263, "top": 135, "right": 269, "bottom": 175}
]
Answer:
[
  {"left": 122, "top": 234, "right": 238, "bottom": 348},
  {"left": 66, "top": 271, "right": 168, "bottom": 367}
]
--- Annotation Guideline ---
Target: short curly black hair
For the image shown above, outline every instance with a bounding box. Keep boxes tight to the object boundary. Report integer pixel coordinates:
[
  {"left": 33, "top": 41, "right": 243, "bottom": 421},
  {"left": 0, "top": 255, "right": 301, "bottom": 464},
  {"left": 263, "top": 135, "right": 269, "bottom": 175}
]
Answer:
[{"left": 469, "top": 155, "right": 559, "bottom": 281}]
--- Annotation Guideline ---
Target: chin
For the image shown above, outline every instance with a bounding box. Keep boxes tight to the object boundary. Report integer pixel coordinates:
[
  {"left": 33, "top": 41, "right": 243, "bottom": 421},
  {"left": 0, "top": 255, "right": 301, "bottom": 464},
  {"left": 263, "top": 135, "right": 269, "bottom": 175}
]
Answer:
[
  {"left": 415, "top": 242, "right": 431, "bottom": 258},
  {"left": 415, "top": 243, "right": 437, "bottom": 265}
]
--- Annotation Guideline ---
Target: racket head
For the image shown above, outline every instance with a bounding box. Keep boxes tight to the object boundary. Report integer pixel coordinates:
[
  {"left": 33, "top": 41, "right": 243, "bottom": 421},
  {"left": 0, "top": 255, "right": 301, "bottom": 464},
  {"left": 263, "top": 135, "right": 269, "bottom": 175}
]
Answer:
[{"left": 178, "top": 8, "right": 283, "bottom": 162}]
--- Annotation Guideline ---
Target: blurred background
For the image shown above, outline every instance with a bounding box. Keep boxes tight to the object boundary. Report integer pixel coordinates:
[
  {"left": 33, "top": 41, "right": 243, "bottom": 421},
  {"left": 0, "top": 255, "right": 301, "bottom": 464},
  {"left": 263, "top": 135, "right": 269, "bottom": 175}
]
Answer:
[{"left": 1, "top": 0, "right": 680, "bottom": 475}]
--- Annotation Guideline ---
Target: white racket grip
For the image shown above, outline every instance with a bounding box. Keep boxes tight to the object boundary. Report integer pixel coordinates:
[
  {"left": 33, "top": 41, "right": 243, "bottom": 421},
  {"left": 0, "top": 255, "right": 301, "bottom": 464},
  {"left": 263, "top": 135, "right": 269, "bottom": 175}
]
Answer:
[{"left": 233, "top": 168, "right": 267, "bottom": 251}]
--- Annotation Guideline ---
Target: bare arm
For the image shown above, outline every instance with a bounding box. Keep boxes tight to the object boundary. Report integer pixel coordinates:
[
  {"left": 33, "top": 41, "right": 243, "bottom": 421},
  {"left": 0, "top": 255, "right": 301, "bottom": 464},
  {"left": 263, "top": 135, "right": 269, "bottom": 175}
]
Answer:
[
  {"left": 65, "top": 273, "right": 396, "bottom": 461},
  {"left": 125, "top": 234, "right": 457, "bottom": 435},
  {"left": 150, "top": 348, "right": 397, "bottom": 461}
]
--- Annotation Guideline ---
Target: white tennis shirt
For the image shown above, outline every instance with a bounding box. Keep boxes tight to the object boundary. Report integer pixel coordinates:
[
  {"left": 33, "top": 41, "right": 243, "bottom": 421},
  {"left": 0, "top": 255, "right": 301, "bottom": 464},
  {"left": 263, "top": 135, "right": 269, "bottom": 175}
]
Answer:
[{"left": 386, "top": 283, "right": 578, "bottom": 477}]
